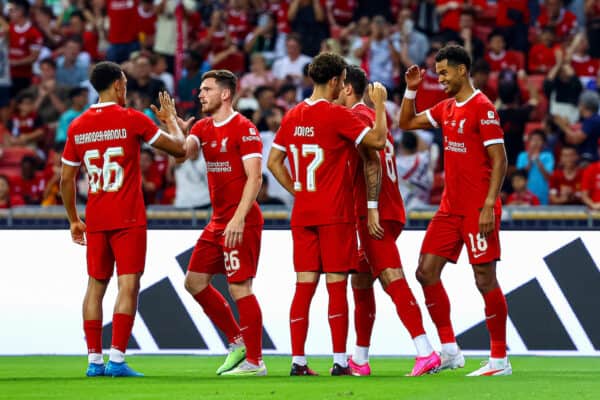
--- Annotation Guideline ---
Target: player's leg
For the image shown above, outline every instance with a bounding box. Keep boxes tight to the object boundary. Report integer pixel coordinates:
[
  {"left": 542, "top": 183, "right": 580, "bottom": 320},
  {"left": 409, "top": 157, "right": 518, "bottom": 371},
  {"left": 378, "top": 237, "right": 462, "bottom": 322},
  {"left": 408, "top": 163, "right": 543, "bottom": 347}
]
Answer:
[
  {"left": 289, "top": 226, "right": 320, "bottom": 376},
  {"left": 417, "top": 213, "right": 465, "bottom": 370},
  {"left": 185, "top": 231, "right": 243, "bottom": 375},
  {"left": 83, "top": 230, "right": 114, "bottom": 377},
  {"left": 221, "top": 226, "right": 267, "bottom": 376},
  {"left": 462, "top": 215, "right": 510, "bottom": 376},
  {"left": 349, "top": 269, "right": 375, "bottom": 376},
  {"left": 320, "top": 223, "right": 357, "bottom": 376},
  {"left": 105, "top": 227, "right": 147, "bottom": 377},
  {"left": 466, "top": 261, "right": 510, "bottom": 376}
]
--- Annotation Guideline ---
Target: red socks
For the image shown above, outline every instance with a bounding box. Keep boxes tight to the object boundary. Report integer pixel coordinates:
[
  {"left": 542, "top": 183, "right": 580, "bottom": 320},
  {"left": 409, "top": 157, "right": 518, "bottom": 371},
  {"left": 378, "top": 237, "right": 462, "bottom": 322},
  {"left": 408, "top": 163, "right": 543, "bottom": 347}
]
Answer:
[
  {"left": 385, "top": 278, "right": 426, "bottom": 338},
  {"left": 83, "top": 320, "right": 102, "bottom": 354},
  {"left": 290, "top": 282, "right": 318, "bottom": 356},
  {"left": 423, "top": 281, "right": 456, "bottom": 344},
  {"left": 352, "top": 287, "right": 375, "bottom": 347},
  {"left": 326, "top": 280, "right": 349, "bottom": 354},
  {"left": 111, "top": 313, "right": 134, "bottom": 352},
  {"left": 484, "top": 287, "right": 508, "bottom": 358},
  {"left": 193, "top": 285, "right": 241, "bottom": 344},
  {"left": 236, "top": 294, "right": 263, "bottom": 365}
]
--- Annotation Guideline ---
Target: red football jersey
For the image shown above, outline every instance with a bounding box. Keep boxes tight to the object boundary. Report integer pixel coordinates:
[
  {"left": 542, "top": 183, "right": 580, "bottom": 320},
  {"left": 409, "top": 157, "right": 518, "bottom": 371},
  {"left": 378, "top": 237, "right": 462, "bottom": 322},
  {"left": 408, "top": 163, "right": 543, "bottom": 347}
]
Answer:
[
  {"left": 416, "top": 70, "right": 448, "bottom": 113},
  {"left": 268, "top": 0, "right": 291, "bottom": 34},
  {"left": 351, "top": 103, "right": 405, "bottom": 223},
  {"left": 106, "top": 0, "right": 139, "bottom": 44},
  {"left": 226, "top": 8, "right": 251, "bottom": 42},
  {"left": 273, "top": 99, "right": 370, "bottom": 227},
  {"left": 496, "top": 0, "right": 529, "bottom": 27},
  {"left": 9, "top": 21, "right": 43, "bottom": 79},
  {"left": 425, "top": 90, "right": 504, "bottom": 215},
  {"left": 571, "top": 55, "right": 600, "bottom": 78},
  {"left": 528, "top": 43, "right": 556, "bottom": 74},
  {"left": 326, "top": 0, "right": 357, "bottom": 26},
  {"left": 62, "top": 102, "right": 161, "bottom": 232},
  {"left": 581, "top": 161, "right": 600, "bottom": 202},
  {"left": 484, "top": 50, "right": 524, "bottom": 73},
  {"left": 506, "top": 190, "right": 540, "bottom": 206},
  {"left": 537, "top": 7, "right": 578, "bottom": 38},
  {"left": 9, "top": 112, "right": 42, "bottom": 137},
  {"left": 137, "top": 5, "right": 157, "bottom": 37},
  {"left": 437, "top": 0, "right": 487, "bottom": 32},
  {"left": 189, "top": 112, "right": 263, "bottom": 231},
  {"left": 11, "top": 174, "right": 45, "bottom": 205},
  {"left": 549, "top": 168, "right": 583, "bottom": 204}
]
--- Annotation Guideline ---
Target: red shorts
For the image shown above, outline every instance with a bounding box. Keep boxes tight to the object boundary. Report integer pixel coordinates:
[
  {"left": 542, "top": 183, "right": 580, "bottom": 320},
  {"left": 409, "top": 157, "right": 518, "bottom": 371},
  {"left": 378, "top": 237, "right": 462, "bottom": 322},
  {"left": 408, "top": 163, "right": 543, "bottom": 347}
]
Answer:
[
  {"left": 357, "top": 220, "right": 403, "bottom": 277},
  {"left": 187, "top": 226, "right": 262, "bottom": 283},
  {"left": 291, "top": 223, "right": 358, "bottom": 273},
  {"left": 421, "top": 211, "right": 501, "bottom": 265},
  {"left": 86, "top": 226, "right": 147, "bottom": 280}
]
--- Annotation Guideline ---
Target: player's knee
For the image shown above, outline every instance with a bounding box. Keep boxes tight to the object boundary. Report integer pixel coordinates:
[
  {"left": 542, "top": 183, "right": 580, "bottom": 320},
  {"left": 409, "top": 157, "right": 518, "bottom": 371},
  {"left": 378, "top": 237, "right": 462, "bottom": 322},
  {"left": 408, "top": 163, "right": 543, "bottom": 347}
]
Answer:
[
  {"left": 229, "top": 281, "right": 252, "bottom": 300},
  {"left": 184, "top": 274, "right": 208, "bottom": 295},
  {"left": 351, "top": 273, "right": 373, "bottom": 290},
  {"left": 415, "top": 267, "right": 432, "bottom": 285},
  {"left": 474, "top": 275, "right": 497, "bottom": 294}
]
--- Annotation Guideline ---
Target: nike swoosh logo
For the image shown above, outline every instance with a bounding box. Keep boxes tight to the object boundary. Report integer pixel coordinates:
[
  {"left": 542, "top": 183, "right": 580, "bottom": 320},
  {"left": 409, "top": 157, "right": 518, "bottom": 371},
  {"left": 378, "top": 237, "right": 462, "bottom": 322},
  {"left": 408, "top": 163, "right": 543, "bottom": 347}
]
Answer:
[
  {"left": 486, "top": 314, "right": 496, "bottom": 320},
  {"left": 473, "top": 253, "right": 486, "bottom": 258},
  {"left": 290, "top": 318, "right": 304, "bottom": 324},
  {"left": 328, "top": 313, "right": 344, "bottom": 319},
  {"left": 201, "top": 142, "right": 208, "bottom": 146}
]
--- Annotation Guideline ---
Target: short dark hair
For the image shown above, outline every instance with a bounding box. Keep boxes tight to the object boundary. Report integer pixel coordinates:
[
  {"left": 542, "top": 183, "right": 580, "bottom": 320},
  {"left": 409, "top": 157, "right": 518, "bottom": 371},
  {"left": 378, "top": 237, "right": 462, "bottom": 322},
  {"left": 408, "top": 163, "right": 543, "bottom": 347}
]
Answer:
[
  {"left": 202, "top": 69, "right": 237, "bottom": 96},
  {"left": 39, "top": 57, "right": 56, "bottom": 69},
  {"left": 308, "top": 52, "right": 347, "bottom": 85},
  {"left": 561, "top": 144, "right": 578, "bottom": 152},
  {"left": 511, "top": 169, "right": 528, "bottom": 181},
  {"left": 69, "top": 86, "right": 88, "bottom": 99},
  {"left": 488, "top": 29, "right": 505, "bottom": 42},
  {"left": 141, "top": 148, "right": 155, "bottom": 159},
  {"left": 16, "top": 92, "right": 35, "bottom": 104},
  {"left": 471, "top": 59, "right": 491, "bottom": 75},
  {"left": 435, "top": 45, "right": 472, "bottom": 72},
  {"left": 401, "top": 131, "right": 418, "bottom": 152},
  {"left": 10, "top": 0, "right": 30, "bottom": 15},
  {"left": 90, "top": 61, "right": 123, "bottom": 93},
  {"left": 529, "top": 129, "right": 547, "bottom": 142},
  {"left": 254, "top": 85, "right": 275, "bottom": 99},
  {"left": 70, "top": 10, "right": 85, "bottom": 21},
  {"left": 344, "top": 65, "right": 368, "bottom": 97}
]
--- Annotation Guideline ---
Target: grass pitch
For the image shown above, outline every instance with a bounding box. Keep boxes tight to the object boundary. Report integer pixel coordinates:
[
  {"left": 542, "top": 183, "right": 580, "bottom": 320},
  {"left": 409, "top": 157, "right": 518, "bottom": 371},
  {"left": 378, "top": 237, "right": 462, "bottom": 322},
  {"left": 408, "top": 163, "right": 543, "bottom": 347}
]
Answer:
[{"left": 1, "top": 356, "right": 598, "bottom": 400}]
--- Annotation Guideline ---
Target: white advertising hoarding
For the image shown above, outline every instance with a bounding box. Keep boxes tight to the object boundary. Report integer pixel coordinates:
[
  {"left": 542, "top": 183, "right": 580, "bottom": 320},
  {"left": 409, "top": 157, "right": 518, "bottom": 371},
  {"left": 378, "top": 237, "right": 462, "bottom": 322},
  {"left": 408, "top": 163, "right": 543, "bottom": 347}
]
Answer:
[{"left": 0, "top": 230, "right": 598, "bottom": 356}]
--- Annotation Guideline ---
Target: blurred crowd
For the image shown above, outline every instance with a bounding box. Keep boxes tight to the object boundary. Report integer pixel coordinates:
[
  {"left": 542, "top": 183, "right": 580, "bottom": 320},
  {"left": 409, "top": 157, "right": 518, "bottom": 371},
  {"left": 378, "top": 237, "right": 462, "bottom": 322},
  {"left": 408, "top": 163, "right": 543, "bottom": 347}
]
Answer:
[{"left": 2, "top": 0, "right": 600, "bottom": 211}]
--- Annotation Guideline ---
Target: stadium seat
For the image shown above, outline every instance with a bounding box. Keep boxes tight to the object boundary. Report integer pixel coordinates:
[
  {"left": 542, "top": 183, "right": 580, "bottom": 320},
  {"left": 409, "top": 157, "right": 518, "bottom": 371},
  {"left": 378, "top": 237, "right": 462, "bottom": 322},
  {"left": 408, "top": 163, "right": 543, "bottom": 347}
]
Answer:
[{"left": 0, "top": 147, "right": 36, "bottom": 168}]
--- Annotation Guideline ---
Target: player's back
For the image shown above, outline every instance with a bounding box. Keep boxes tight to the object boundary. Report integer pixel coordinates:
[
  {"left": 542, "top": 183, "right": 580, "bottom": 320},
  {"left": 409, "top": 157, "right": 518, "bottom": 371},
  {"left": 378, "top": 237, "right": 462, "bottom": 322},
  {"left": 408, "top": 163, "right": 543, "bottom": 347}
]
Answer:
[
  {"left": 62, "top": 103, "right": 161, "bottom": 232},
  {"left": 274, "top": 99, "right": 369, "bottom": 227},
  {"left": 351, "top": 103, "right": 406, "bottom": 223}
]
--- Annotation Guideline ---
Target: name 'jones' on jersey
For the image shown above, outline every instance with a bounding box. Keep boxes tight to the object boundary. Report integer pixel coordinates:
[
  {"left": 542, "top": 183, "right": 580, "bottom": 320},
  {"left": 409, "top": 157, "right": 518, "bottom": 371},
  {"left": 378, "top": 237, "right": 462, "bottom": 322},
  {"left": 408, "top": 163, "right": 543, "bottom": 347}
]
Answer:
[{"left": 273, "top": 99, "right": 370, "bottom": 227}]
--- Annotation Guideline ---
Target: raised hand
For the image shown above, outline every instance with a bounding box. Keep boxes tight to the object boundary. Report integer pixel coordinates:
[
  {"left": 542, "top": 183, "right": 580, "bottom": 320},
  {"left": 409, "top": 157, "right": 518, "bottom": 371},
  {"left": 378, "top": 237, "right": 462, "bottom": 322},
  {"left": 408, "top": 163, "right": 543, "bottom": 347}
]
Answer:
[
  {"left": 405, "top": 64, "right": 424, "bottom": 90},
  {"left": 176, "top": 116, "right": 195, "bottom": 134},
  {"left": 151, "top": 91, "right": 177, "bottom": 123},
  {"left": 368, "top": 82, "right": 388, "bottom": 106}
]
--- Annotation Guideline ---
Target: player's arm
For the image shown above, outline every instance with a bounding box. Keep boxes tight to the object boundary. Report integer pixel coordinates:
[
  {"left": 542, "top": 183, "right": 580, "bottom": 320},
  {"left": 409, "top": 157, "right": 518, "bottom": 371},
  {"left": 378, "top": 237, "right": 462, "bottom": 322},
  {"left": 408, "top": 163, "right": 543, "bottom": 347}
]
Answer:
[
  {"left": 59, "top": 163, "right": 86, "bottom": 245},
  {"left": 479, "top": 143, "right": 508, "bottom": 237},
  {"left": 267, "top": 145, "right": 295, "bottom": 196},
  {"left": 224, "top": 156, "right": 263, "bottom": 248},
  {"left": 150, "top": 92, "right": 187, "bottom": 158},
  {"left": 398, "top": 65, "right": 436, "bottom": 131},
  {"left": 357, "top": 83, "right": 387, "bottom": 150},
  {"left": 359, "top": 145, "right": 384, "bottom": 239}
]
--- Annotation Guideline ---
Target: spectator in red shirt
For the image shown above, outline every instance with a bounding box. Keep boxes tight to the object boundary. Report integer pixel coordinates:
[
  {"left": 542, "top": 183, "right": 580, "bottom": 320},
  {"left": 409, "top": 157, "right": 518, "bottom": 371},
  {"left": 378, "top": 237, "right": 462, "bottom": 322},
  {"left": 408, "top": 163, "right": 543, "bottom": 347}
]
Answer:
[
  {"left": 103, "top": 0, "right": 141, "bottom": 63},
  {"left": 528, "top": 27, "right": 557, "bottom": 74},
  {"left": 6, "top": 92, "right": 44, "bottom": 151},
  {"left": 12, "top": 155, "right": 45, "bottom": 205},
  {"left": 536, "top": 0, "right": 578, "bottom": 42},
  {"left": 581, "top": 145, "right": 600, "bottom": 210},
  {"left": 566, "top": 33, "right": 599, "bottom": 88},
  {"left": 471, "top": 59, "right": 497, "bottom": 102},
  {"left": 66, "top": 11, "right": 100, "bottom": 61},
  {"left": 137, "top": 0, "right": 157, "bottom": 50},
  {"left": 0, "top": 174, "right": 25, "bottom": 209},
  {"left": 7, "top": 0, "right": 43, "bottom": 96},
  {"left": 436, "top": 0, "right": 485, "bottom": 34},
  {"left": 141, "top": 148, "right": 164, "bottom": 205},
  {"left": 506, "top": 169, "right": 541, "bottom": 206},
  {"left": 485, "top": 30, "right": 525, "bottom": 74},
  {"left": 496, "top": 0, "right": 529, "bottom": 52},
  {"left": 227, "top": 0, "right": 252, "bottom": 46},
  {"left": 549, "top": 144, "right": 583, "bottom": 205}
]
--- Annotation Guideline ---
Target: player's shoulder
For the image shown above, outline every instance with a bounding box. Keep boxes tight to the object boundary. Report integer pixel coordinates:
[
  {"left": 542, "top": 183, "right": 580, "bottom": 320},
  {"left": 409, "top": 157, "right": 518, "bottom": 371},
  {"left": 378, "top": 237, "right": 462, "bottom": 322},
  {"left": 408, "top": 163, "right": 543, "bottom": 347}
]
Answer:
[
  {"left": 190, "top": 116, "right": 212, "bottom": 135},
  {"left": 125, "top": 107, "right": 150, "bottom": 120},
  {"left": 473, "top": 91, "right": 496, "bottom": 108}
]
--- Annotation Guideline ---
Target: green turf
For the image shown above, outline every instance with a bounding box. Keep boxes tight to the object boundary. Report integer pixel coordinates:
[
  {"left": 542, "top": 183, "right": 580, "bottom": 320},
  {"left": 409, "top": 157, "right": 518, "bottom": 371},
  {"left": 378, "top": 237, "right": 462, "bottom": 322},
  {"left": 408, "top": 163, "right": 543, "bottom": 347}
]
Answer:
[{"left": 0, "top": 356, "right": 598, "bottom": 400}]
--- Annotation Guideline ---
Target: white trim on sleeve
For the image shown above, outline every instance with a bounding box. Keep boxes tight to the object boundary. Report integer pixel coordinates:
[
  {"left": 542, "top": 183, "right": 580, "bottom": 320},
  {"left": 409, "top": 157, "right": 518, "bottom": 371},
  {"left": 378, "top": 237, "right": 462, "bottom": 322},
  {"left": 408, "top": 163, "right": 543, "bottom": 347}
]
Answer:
[
  {"left": 271, "top": 142, "right": 286, "bottom": 151},
  {"left": 354, "top": 127, "right": 371, "bottom": 146},
  {"left": 189, "top": 134, "right": 201, "bottom": 149},
  {"left": 483, "top": 138, "right": 505, "bottom": 147},
  {"left": 61, "top": 157, "right": 81, "bottom": 167},
  {"left": 424, "top": 110, "right": 439, "bottom": 128},
  {"left": 242, "top": 153, "right": 263, "bottom": 161},
  {"left": 147, "top": 129, "right": 163, "bottom": 145}
]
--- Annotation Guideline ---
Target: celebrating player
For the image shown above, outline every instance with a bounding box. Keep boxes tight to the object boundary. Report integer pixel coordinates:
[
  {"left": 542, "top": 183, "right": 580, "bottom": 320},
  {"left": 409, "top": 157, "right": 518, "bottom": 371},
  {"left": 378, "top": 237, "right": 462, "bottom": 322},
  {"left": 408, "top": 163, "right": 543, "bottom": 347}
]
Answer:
[
  {"left": 337, "top": 65, "right": 441, "bottom": 376},
  {"left": 267, "top": 53, "right": 388, "bottom": 376},
  {"left": 179, "top": 70, "right": 266, "bottom": 376},
  {"left": 398, "top": 45, "right": 511, "bottom": 376},
  {"left": 60, "top": 61, "right": 187, "bottom": 377}
]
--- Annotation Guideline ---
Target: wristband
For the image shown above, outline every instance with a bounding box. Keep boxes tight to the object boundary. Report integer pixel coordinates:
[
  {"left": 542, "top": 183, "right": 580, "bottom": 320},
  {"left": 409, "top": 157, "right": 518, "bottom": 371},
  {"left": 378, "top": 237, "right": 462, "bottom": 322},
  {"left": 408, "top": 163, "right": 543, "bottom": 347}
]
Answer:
[
  {"left": 367, "top": 201, "right": 378, "bottom": 209},
  {"left": 404, "top": 89, "right": 417, "bottom": 99}
]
